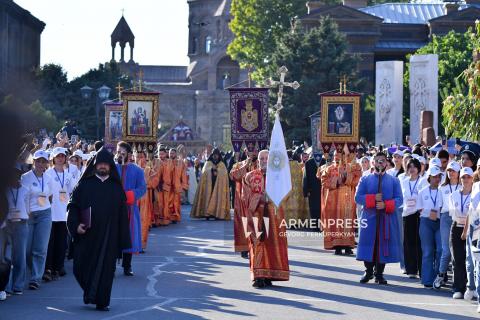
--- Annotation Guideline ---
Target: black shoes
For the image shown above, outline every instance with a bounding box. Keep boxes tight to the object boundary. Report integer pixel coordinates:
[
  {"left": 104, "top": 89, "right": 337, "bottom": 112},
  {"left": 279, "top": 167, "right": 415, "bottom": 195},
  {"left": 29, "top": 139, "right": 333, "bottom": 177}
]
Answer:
[
  {"left": 334, "top": 248, "right": 342, "bottom": 255},
  {"left": 58, "top": 268, "right": 67, "bottom": 277},
  {"left": 375, "top": 276, "right": 388, "bottom": 285},
  {"left": 123, "top": 268, "right": 134, "bottom": 276},
  {"left": 360, "top": 272, "right": 374, "bottom": 283},
  {"left": 241, "top": 251, "right": 249, "bottom": 259},
  {"left": 28, "top": 282, "right": 39, "bottom": 290},
  {"left": 42, "top": 270, "right": 53, "bottom": 282},
  {"left": 344, "top": 248, "right": 354, "bottom": 255},
  {"left": 264, "top": 279, "right": 272, "bottom": 287},
  {"left": 96, "top": 305, "right": 110, "bottom": 311},
  {"left": 252, "top": 279, "right": 266, "bottom": 288}
]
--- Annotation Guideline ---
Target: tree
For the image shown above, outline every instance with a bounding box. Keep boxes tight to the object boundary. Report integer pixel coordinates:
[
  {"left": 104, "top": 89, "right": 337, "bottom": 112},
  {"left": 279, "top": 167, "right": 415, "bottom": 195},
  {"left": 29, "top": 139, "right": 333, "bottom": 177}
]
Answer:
[
  {"left": 404, "top": 29, "right": 474, "bottom": 136},
  {"left": 227, "top": 0, "right": 306, "bottom": 81},
  {"left": 268, "top": 17, "right": 364, "bottom": 144},
  {"left": 442, "top": 22, "right": 480, "bottom": 141}
]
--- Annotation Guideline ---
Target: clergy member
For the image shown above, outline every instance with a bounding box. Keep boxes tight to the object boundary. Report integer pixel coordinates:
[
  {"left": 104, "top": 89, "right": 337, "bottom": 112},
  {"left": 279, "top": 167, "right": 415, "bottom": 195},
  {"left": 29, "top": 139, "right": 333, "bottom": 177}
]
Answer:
[
  {"left": 153, "top": 146, "right": 169, "bottom": 226},
  {"left": 115, "top": 141, "right": 146, "bottom": 276},
  {"left": 190, "top": 148, "right": 231, "bottom": 220},
  {"left": 164, "top": 148, "right": 188, "bottom": 223},
  {"left": 230, "top": 147, "right": 258, "bottom": 258},
  {"left": 242, "top": 150, "right": 289, "bottom": 288},
  {"left": 67, "top": 147, "right": 131, "bottom": 311},
  {"left": 303, "top": 152, "right": 325, "bottom": 224},
  {"left": 283, "top": 152, "right": 308, "bottom": 226},
  {"left": 320, "top": 150, "right": 360, "bottom": 255},
  {"left": 355, "top": 151, "right": 403, "bottom": 285},
  {"left": 135, "top": 149, "right": 159, "bottom": 252}
]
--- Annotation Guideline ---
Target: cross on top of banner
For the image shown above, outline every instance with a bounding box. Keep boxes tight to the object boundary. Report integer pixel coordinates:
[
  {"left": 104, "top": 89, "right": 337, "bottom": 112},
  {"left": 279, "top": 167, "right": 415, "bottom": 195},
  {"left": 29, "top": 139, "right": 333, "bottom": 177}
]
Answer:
[{"left": 265, "top": 66, "right": 300, "bottom": 112}]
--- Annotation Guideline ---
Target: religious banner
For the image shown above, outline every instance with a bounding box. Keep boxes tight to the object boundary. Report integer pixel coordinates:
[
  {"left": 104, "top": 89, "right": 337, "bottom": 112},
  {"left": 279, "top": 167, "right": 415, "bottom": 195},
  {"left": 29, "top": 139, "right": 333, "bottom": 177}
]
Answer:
[
  {"left": 320, "top": 93, "right": 361, "bottom": 154},
  {"left": 122, "top": 91, "right": 160, "bottom": 143},
  {"left": 228, "top": 88, "right": 269, "bottom": 152},
  {"left": 104, "top": 101, "right": 124, "bottom": 145}
]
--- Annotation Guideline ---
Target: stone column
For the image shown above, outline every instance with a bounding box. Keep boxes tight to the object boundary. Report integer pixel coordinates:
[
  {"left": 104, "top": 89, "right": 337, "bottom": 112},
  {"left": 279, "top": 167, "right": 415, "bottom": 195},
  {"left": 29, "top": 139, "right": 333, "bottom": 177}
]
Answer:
[{"left": 375, "top": 61, "right": 404, "bottom": 145}]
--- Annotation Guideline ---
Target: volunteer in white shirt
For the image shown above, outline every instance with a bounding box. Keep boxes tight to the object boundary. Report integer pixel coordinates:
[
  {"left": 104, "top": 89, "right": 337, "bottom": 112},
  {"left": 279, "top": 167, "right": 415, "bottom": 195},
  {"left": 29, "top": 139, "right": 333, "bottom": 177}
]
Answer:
[
  {"left": 460, "top": 149, "right": 479, "bottom": 302},
  {"left": 434, "top": 161, "right": 461, "bottom": 289},
  {"left": 22, "top": 150, "right": 53, "bottom": 290},
  {"left": 0, "top": 167, "right": 29, "bottom": 297},
  {"left": 450, "top": 167, "right": 474, "bottom": 299},
  {"left": 429, "top": 157, "right": 446, "bottom": 185},
  {"left": 417, "top": 166, "right": 444, "bottom": 288},
  {"left": 401, "top": 158, "right": 422, "bottom": 278},
  {"left": 67, "top": 150, "right": 82, "bottom": 184},
  {"left": 44, "top": 147, "right": 74, "bottom": 280},
  {"left": 387, "top": 150, "right": 404, "bottom": 177},
  {"left": 398, "top": 153, "right": 413, "bottom": 182}
]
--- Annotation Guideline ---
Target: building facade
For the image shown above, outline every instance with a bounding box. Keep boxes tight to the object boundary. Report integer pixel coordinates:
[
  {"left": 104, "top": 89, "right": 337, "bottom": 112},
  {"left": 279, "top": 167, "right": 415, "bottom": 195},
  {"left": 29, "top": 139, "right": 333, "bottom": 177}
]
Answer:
[
  {"left": 112, "top": 0, "right": 247, "bottom": 146},
  {"left": 302, "top": 0, "right": 480, "bottom": 93},
  {"left": 0, "top": 0, "right": 45, "bottom": 96}
]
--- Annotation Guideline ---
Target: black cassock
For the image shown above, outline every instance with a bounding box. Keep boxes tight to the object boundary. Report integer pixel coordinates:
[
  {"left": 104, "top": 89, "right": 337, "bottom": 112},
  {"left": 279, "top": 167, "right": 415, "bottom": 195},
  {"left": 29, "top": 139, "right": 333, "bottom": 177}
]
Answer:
[
  {"left": 67, "top": 175, "right": 130, "bottom": 307},
  {"left": 302, "top": 158, "right": 324, "bottom": 221}
]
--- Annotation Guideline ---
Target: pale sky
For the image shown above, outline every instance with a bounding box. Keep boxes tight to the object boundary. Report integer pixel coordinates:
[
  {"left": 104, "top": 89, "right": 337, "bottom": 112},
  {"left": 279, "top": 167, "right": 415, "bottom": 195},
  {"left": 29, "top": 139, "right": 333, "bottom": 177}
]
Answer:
[{"left": 15, "top": 0, "right": 190, "bottom": 80}]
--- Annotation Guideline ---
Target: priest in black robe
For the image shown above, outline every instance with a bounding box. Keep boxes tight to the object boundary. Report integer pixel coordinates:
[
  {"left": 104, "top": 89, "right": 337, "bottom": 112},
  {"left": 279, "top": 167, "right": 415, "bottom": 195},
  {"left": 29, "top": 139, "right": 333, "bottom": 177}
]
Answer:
[
  {"left": 303, "top": 152, "right": 325, "bottom": 225},
  {"left": 67, "top": 147, "right": 131, "bottom": 311}
]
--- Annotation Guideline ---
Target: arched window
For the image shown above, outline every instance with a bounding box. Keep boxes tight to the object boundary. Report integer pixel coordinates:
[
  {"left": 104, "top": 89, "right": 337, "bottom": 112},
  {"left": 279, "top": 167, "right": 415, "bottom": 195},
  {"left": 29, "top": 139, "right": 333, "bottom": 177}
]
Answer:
[
  {"left": 216, "top": 56, "right": 240, "bottom": 89},
  {"left": 205, "top": 36, "right": 212, "bottom": 54}
]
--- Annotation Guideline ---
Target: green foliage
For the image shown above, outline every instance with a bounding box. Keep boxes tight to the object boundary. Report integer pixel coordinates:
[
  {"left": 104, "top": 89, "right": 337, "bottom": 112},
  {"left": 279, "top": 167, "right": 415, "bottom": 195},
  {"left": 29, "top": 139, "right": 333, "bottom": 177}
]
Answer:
[
  {"left": 227, "top": 0, "right": 306, "bottom": 81},
  {"left": 442, "top": 22, "right": 480, "bottom": 141},
  {"left": 267, "top": 17, "right": 364, "bottom": 144},
  {"left": 0, "top": 96, "right": 60, "bottom": 132},
  {"left": 404, "top": 30, "right": 474, "bottom": 136}
]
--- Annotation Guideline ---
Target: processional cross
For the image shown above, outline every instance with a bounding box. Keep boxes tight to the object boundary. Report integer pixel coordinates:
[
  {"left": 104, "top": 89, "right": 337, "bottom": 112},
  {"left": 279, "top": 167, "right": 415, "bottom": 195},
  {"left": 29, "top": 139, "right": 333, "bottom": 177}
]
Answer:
[
  {"left": 137, "top": 69, "right": 144, "bottom": 92},
  {"left": 116, "top": 83, "right": 124, "bottom": 100},
  {"left": 265, "top": 66, "right": 300, "bottom": 112}
]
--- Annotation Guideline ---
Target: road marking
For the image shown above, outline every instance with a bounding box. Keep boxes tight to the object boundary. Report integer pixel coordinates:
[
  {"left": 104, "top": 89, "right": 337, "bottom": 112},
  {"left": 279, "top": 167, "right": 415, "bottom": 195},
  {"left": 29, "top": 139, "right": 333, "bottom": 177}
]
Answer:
[
  {"left": 101, "top": 298, "right": 178, "bottom": 320},
  {"left": 146, "top": 257, "right": 175, "bottom": 298}
]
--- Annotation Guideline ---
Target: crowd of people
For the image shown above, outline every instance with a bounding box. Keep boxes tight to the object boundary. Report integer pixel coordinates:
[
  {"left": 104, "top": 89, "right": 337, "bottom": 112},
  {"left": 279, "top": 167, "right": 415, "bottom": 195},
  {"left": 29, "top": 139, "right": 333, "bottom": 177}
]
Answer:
[
  {"left": 1, "top": 127, "right": 480, "bottom": 313},
  {"left": 317, "top": 141, "right": 480, "bottom": 313}
]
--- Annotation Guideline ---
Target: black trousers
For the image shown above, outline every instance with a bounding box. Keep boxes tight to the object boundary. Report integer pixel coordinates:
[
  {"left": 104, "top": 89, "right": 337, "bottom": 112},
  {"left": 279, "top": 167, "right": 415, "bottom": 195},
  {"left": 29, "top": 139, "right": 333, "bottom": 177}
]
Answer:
[
  {"left": 45, "top": 221, "right": 68, "bottom": 272},
  {"left": 403, "top": 212, "right": 422, "bottom": 275},
  {"left": 450, "top": 223, "right": 467, "bottom": 293},
  {"left": 364, "top": 219, "right": 385, "bottom": 277},
  {"left": 122, "top": 252, "right": 132, "bottom": 269}
]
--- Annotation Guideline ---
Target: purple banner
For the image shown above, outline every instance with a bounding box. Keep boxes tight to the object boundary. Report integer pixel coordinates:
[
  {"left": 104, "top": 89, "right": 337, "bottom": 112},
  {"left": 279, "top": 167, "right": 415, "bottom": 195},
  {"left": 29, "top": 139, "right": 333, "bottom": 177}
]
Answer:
[{"left": 228, "top": 88, "right": 269, "bottom": 152}]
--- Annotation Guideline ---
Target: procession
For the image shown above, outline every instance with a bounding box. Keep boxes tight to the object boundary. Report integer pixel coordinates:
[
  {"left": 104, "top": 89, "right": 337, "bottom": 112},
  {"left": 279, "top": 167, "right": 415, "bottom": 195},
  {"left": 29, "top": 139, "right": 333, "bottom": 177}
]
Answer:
[{"left": 1, "top": 0, "right": 480, "bottom": 319}]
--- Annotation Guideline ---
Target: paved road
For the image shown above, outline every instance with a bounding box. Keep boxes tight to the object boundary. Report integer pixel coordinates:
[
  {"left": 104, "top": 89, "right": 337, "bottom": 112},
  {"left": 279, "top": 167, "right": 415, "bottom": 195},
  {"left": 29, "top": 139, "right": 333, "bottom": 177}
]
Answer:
[{"left": 2, "top": 206, "right": 478, "bottom": 319}]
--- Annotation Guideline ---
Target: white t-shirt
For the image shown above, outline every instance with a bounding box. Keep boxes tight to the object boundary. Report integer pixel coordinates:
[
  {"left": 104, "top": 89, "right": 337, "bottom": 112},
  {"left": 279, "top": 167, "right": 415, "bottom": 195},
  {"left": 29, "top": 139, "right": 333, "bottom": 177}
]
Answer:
[
  {"left": 21, "top": 170, "right": 53, "bottom": 212},
  {"left": 401, "top": 177, "right": 422, "bottom": 217},
  {"left": 417, "top": 185, "right": 443, "bottom": 219},
  {"left": 45, "top": 168, "right": 74, "bottom": 222},
  {"left": 449, "top": 189, "right": 471, "bottom": 226},
  {"left": 473, "top": 181, "right": 480, "bottom": 197},
  {"left": 387, "top": 168, "right": 400, "bottom": 177},
  {"left": 439, "top": 183, "right": 460, "bottom": 214},
  {"left": 5, "top": 186, "right": 29, "bottom": 220},
  {"left": 66, "top": 164, "right": 80, "bottom": 185}
]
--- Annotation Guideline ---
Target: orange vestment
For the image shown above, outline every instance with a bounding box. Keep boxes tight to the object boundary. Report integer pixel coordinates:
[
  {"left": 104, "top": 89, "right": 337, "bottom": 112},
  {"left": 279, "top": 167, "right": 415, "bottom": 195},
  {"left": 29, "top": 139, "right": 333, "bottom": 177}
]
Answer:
[
  {"left": 242, "top": 169, "right": 289, "bottom": 281},
  {"left": 229, "top": 159, "right": 257, "bottom": 252}
]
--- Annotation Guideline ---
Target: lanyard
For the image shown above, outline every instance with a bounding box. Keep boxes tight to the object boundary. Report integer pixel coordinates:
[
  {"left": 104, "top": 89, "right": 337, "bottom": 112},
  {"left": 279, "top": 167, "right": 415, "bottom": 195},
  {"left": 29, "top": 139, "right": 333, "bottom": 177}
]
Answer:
[
  {"left": 54, "top": 168, "right": 65, "bottom": 189},
  {"left": 34, "top": 172, "right": 44, "bottom": 193},
  {"left": 449, "top": 183, "right": 459, "bottom": 194},
  {"left": 461, "top": 192, "right": 471, "bottom": 214},
  {"left": 409, "top": 177, "right": 420, "bottom": 197},
  {"left": 429, "top": 187, "right": 439, "bottom": 208},
  {"left": 10, "top": 188, "right": 19, "bottom": 208}
]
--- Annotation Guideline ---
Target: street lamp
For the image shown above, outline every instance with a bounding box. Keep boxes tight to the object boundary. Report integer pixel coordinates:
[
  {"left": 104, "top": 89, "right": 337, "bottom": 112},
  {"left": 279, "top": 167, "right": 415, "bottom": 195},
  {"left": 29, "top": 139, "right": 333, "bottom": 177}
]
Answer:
[{"left": 80, "top": 84, "right": 111, "bottom": 140}]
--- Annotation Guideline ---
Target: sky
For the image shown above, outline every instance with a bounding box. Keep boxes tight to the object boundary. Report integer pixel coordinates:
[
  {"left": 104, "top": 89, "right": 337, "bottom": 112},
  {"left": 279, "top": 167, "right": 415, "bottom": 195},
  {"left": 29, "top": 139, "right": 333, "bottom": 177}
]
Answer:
[{"left": 15, "top": 0, "right": 190, "bottom": 80}]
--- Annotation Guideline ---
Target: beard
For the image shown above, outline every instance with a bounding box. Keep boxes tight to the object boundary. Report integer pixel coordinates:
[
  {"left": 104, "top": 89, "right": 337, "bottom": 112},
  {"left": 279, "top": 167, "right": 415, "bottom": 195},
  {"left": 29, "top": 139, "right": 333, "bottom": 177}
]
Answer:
[
  {"left": 96, "top": 168, "right": 110, "bottom": 177},
  {"left": 375, "top": 165, "right": 386, "bottom": 173}
]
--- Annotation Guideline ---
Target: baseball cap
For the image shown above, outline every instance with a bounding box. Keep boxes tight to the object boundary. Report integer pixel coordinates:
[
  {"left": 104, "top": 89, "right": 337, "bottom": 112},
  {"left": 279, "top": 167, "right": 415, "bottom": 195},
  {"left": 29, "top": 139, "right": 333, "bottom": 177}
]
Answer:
[
  {"left": 460, "top": 167, "right": 474, "bottom": 178},
  {"left": 33, "top": 150, "right": 49, "bottom": 161},
  {"left": 427, "top": 166, "right": 442, "bottom": 177},
  {"left": 429, "top": 158, "right": 442, "bottom": 168},
  {"left": 52, "top": 147, "right": 67, "bottom": 158},
  {"left": 446, "top": 161, "right": 461, "bottom": 172}
]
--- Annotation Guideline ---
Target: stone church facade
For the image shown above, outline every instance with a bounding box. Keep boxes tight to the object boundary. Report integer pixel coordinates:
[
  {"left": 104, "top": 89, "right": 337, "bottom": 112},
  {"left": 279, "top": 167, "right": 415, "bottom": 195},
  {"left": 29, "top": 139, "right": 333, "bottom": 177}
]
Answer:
[
  {"left": 0, "top": 0, "right": 45, "bottom": 96},
  {"left": 112, "top": 0, "right": 247, "bottom": 147}
]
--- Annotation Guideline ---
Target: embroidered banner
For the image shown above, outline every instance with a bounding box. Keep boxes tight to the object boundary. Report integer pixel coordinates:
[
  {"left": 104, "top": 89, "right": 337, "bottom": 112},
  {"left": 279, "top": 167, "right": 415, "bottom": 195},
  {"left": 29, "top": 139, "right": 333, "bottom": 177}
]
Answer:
[
  {"left": 228, "top": 88, "right": 269, "bottom": 152},
  {"left": 319, "top": 93, "right": 361, "bottom": 154}
]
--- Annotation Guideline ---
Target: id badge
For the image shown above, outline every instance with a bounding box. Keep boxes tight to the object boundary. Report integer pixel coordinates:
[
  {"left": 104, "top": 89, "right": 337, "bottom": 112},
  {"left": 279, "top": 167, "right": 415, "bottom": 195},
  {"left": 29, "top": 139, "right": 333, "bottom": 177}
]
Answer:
[
  {"left": 59, "top": 190, "right": 68, "bottom": 203},
  {"left": 406, "top": 198, "right": 416, "bottom": 212},
  {"left": 38, "top": 193, "right": 47, "bottom": 206},
  {"left": 9, "top": 209, "right": 21, "bottom": 221}
]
